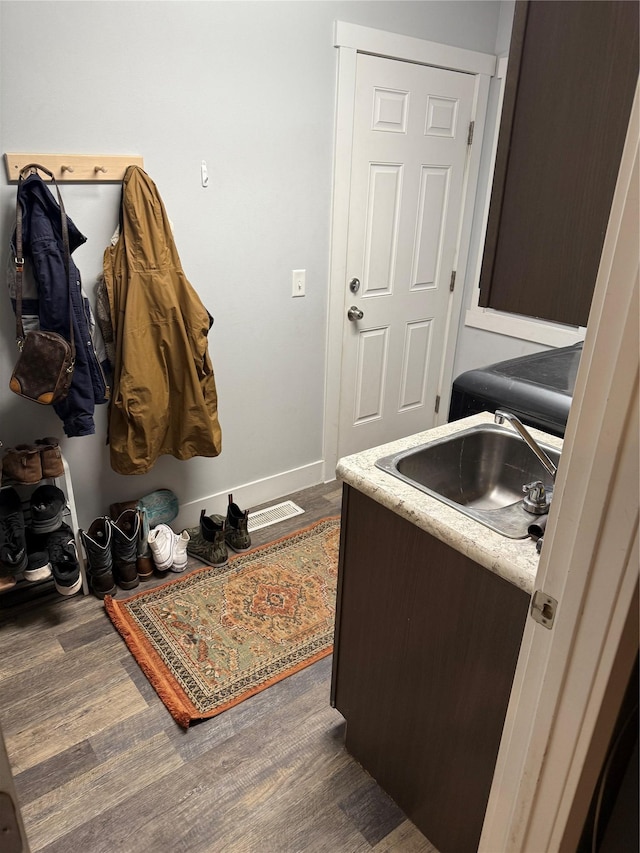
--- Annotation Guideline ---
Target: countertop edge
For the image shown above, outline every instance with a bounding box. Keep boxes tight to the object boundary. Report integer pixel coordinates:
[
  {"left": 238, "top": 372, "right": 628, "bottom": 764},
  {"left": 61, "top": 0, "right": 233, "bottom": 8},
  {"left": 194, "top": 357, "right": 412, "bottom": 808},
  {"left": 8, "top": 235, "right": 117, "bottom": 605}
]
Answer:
[{"left": 336, "top": 413, "right": 564, "bottom": 595}]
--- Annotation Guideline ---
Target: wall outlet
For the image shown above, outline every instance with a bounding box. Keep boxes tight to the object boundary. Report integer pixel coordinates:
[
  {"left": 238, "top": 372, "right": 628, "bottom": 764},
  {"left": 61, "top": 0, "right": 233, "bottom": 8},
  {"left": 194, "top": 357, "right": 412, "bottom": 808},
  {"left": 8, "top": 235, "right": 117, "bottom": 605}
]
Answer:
[{"left": 292, "top": 269, "right": 306, "bottom": 297}]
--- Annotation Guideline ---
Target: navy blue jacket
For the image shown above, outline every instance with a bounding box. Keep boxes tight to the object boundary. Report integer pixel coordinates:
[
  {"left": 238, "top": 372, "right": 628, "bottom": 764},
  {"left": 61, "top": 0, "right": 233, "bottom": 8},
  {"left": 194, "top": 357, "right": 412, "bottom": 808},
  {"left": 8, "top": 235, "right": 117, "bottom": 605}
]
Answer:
[{"left": 10, "top": 174, "right": 110, "bottom": 436}]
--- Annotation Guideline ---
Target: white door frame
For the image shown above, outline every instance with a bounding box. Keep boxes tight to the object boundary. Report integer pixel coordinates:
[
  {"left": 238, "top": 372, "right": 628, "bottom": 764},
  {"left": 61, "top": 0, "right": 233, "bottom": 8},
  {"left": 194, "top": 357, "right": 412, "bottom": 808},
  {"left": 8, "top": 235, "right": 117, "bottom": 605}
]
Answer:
[
  {"left": 322, "top": 22, "right": 496, "bottom": 480},
  {"left": 0, "top": 718, "right": 29, "bottom": 851},
  {"left": 480, "top": 81, "right": 639, "bottom": 852}
]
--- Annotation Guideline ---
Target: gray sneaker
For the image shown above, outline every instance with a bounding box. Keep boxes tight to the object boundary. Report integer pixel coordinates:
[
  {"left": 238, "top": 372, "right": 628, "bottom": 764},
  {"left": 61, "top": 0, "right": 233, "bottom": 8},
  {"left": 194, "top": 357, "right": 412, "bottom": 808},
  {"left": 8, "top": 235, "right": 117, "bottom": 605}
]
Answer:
[{"left": 186, "top": 510, "right": 228, "bottom": 567}]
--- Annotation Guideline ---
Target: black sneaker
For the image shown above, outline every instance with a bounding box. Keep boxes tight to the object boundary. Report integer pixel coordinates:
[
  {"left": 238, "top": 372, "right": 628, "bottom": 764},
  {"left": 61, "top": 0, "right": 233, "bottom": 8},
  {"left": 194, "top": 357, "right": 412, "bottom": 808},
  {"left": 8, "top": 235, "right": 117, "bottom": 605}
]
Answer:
[
  {"left": 29, "top": 484, "right": 66, "bottom": 534},
  {"left": 47, "top": 523, "right": 82, "bottom": 596},
  {"left": 0, "top": 487, "right": 27, "bottom": 573}
]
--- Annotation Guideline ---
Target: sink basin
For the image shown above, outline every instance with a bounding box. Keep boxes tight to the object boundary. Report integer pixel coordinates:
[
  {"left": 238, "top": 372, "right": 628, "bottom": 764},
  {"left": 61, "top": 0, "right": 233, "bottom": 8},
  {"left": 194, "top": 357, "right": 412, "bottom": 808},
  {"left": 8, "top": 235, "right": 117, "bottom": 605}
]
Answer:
[{"left": 375, "top": 424, "right": 561, "bottom": 539}]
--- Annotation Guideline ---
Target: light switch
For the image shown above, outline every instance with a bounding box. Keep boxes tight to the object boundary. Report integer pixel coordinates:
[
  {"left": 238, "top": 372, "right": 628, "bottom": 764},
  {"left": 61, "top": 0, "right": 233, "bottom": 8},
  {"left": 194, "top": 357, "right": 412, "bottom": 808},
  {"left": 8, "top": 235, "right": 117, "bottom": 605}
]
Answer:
[{"left": 292, "top": 269, "right": 306, "bottom": 297}]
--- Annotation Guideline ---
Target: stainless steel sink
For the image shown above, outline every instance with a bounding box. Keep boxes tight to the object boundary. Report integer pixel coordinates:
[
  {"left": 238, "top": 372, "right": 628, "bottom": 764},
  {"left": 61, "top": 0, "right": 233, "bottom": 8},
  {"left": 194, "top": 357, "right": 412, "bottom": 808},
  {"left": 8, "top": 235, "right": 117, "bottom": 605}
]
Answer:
[{"left": 375, "top": 424, "right": 561, "bottom": 539}]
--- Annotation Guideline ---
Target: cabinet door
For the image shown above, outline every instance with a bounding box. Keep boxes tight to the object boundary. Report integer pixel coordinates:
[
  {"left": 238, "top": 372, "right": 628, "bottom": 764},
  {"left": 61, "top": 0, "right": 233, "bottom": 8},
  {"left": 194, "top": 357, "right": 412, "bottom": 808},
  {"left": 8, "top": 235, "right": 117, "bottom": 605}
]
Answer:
[{"left": 332, "top": 487, "right": 529, "bottom": 853}]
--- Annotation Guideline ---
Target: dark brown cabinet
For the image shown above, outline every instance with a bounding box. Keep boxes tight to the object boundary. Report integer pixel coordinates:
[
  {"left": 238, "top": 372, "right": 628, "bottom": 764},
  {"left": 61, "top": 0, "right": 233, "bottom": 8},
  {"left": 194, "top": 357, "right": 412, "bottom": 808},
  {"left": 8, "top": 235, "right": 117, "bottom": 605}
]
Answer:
[
  {"left": 479, "top": 0, "right": 638, "bottom": 327},
  {"left": 331, "top": 485, "right": 530, "bottom": 853}
]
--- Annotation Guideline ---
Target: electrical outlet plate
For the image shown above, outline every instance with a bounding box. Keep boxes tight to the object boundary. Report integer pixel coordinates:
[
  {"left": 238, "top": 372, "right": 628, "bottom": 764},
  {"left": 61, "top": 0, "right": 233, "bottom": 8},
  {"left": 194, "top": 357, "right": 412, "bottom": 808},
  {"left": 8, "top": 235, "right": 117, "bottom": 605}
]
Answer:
[{"left": 292, "top": 269, "right": 306, "bottom": 297}]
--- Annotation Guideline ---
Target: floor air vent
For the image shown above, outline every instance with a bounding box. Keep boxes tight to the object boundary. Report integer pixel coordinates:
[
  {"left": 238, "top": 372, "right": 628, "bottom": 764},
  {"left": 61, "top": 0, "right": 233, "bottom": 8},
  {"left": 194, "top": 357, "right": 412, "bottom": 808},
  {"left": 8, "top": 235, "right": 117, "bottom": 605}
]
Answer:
[{"left": 247, "top": 500, "right": 305, "bottom": 532}]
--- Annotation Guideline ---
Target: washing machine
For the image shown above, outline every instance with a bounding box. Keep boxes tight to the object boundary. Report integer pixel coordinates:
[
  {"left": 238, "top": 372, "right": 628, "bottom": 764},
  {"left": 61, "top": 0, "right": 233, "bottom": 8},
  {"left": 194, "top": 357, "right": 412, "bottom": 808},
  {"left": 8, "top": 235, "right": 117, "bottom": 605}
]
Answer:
[{"left": 448, "top": 342, "right": 583, "bottom": 438}]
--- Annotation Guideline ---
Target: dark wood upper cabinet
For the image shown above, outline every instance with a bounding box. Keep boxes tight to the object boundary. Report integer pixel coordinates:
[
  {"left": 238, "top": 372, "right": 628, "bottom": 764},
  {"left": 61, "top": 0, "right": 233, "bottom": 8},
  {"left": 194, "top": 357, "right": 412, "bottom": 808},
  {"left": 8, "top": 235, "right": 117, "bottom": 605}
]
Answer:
[{"left": 479, "top": 1, "right": 638, "bottom": 327}]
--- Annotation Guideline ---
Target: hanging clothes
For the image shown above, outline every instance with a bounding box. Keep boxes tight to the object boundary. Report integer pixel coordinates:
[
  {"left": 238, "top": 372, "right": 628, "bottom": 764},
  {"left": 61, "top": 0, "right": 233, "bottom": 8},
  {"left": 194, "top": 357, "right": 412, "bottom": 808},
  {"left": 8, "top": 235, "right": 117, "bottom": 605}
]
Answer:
[
  {"left": 7, "top": 173, "right": 110, "bottom": 437},
  {"left": 103, "top": 166, "right": 222, "bottom": 475}
]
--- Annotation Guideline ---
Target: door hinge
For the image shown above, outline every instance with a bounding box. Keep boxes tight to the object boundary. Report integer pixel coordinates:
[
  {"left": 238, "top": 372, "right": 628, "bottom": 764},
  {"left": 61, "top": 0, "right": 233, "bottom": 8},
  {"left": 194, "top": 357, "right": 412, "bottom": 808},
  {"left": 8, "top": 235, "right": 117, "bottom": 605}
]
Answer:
[
  {"left": 467, "top": 121, "right": 475, "bottom": 146},
  {"left": 450, "top": 270, "right": 456, "bottom": 292},
  {"left": 530, "top": 590, "right": 558, "bottom": 629},
  {"left": 435, "top": 394, "right": 441, "bottom": 414}
]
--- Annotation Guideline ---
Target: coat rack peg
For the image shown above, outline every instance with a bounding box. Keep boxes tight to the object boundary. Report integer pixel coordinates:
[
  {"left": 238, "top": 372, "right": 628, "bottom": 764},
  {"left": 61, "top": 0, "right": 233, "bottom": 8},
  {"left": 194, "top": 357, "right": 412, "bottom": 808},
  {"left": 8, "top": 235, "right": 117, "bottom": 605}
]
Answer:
[
  {"left": 60, "top": 164, "right": 74, "bottom": 174},
  {"left": 94, "top": 165, "right": 108, "bottom": 174}
]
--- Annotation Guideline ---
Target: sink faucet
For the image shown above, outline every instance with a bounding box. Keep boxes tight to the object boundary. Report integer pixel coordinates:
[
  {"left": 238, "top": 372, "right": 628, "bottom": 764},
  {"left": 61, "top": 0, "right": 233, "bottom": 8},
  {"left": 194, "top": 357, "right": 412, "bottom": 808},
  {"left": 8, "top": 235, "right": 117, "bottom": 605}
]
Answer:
[{"left": 494, "top": 410, "right": 558, "bottom": 482}]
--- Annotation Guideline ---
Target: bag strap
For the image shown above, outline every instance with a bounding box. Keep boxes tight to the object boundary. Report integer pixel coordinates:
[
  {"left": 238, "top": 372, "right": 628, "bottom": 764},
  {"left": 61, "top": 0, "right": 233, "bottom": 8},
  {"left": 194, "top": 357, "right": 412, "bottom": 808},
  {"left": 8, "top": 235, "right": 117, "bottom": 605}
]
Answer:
[{"left": 14, "top": 164, "right": 75, "bottom": 356}]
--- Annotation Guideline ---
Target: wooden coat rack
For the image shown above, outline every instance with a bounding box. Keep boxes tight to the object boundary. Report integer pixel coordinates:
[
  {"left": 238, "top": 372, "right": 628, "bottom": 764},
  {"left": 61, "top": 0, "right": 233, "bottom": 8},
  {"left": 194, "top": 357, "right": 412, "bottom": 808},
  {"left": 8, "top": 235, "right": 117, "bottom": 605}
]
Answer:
[{"left": 4, "top": 153, "right": 144, "bottom": 183}]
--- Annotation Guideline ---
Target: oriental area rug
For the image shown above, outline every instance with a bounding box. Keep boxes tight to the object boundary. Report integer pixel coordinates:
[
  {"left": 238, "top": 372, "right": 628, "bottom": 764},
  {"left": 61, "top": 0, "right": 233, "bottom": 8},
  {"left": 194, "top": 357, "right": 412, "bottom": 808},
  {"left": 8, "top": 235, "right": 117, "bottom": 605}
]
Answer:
[{"left": 104, "top": 517, "right": 341, "bottom": 728}]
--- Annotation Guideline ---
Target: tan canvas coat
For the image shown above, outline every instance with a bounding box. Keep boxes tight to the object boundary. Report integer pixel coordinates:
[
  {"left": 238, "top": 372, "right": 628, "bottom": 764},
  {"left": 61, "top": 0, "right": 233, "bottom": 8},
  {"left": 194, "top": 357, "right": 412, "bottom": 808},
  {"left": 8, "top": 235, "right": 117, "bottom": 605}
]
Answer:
[{"left": 103, "top": 166, "right": 222, "bottom": 474}]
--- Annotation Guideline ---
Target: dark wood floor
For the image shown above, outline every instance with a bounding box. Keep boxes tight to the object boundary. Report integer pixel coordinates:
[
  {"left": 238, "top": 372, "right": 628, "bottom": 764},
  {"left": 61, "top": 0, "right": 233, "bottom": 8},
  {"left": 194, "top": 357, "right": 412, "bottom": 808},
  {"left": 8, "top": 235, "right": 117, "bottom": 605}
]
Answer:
[{"left": 0, "top": 481, "right": 437, "bottom": 853}]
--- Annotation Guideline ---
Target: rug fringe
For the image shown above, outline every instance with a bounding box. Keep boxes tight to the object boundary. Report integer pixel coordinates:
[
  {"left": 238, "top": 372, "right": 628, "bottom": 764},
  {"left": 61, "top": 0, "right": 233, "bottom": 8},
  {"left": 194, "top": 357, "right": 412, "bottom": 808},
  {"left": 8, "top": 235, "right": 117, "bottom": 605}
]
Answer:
[{"left": 104, "top": 595, "right": 196, "bottom": 728}]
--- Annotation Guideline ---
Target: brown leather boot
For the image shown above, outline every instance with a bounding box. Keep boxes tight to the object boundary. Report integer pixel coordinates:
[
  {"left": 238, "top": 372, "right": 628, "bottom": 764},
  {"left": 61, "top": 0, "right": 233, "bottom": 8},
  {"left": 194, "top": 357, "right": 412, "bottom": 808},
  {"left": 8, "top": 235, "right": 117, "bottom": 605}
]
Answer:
[
  {"left": 2, "top": 445, "right": 42, "bottom": 484},
  {"left": 35, "top": 436, "right": 64, "bottom": 478},
  {"left": 109, "top": 499, "right": 138, "bottom": 521}
]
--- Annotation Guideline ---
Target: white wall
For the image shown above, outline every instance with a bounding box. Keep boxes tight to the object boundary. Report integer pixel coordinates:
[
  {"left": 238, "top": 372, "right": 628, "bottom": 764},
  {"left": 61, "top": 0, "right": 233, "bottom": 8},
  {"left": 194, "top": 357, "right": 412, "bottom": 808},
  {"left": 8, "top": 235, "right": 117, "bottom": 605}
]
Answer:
[{"left": 0, "top": 0, "right": 502, "bottom": 528}]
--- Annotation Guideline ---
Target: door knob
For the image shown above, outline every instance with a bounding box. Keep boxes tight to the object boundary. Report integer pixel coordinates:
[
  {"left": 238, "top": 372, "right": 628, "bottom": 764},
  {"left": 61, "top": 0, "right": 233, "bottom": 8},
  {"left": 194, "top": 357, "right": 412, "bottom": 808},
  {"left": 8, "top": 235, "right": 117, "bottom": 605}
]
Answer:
[{"left": 347, "top": 306, "right": 364, "bottom": 321}]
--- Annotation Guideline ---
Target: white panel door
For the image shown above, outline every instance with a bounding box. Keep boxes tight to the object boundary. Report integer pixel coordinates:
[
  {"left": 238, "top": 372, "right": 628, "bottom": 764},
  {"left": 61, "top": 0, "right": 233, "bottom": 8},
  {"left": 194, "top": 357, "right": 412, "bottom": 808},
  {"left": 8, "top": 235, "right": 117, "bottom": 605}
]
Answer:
[{"left": 338, "top": 53, "right": 475, "bottom": 457}]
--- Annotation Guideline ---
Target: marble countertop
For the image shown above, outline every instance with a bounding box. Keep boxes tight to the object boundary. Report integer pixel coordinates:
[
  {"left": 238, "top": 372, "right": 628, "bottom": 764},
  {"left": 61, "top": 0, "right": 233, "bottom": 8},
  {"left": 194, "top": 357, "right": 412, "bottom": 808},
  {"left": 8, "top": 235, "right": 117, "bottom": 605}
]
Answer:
[{"left": 336, "top": 412, "right": 564, "bottom": 595}]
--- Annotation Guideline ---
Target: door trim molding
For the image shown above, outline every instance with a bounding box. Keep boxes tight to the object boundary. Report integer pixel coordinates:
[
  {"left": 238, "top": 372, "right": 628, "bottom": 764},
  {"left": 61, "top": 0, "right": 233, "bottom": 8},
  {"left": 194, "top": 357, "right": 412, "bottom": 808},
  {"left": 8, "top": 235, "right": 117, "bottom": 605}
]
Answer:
[
  {"left": 334, "top": 21, "right": 496, "bottom": 76},
  {"left": 322, "top": 23, "right": 495, "bottom": 480}
]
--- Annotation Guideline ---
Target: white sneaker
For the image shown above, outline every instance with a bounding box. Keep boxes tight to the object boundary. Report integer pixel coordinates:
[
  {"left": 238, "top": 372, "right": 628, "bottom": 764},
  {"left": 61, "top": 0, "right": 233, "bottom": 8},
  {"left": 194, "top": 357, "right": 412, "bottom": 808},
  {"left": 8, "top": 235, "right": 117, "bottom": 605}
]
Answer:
[
  {"left": 171, "top": 529, "right": 190, "bottom": 572},
  {"left": 148, "top": 524, "right": 175, "bottom": 572}
]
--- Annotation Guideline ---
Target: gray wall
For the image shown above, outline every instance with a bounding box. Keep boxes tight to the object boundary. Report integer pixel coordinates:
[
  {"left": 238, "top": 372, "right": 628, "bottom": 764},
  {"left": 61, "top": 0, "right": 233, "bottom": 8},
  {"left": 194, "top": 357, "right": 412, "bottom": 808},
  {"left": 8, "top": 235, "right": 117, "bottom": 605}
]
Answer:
[{"left": 0, "top": 0, "right": 502, "bottom": 528}]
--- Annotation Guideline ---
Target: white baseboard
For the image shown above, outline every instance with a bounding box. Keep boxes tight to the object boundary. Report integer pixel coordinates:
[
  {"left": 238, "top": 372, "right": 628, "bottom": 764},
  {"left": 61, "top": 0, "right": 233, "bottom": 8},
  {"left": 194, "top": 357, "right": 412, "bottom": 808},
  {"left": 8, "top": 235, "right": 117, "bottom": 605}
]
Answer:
[{"left": 172, "top": 460, "right": 326, "bottom": 532}]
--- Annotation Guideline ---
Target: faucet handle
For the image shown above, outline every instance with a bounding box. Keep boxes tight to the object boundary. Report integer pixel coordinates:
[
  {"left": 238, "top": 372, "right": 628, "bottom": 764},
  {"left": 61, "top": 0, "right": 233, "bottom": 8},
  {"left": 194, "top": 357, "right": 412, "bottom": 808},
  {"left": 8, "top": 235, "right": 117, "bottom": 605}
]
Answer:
[{"left": 522, "top": 480, "right": 550, "bottom": 514}]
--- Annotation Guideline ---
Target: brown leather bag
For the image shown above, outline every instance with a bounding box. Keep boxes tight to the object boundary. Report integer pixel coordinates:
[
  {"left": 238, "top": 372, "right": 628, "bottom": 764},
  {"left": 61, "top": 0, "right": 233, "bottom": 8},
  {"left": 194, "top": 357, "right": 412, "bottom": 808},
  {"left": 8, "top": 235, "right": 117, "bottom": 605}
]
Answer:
[
  {"left": 9, "top": 164, "right": 75, "bottom": 405},
  {"left": 10, "top": 329, "right": 75, "bottom": 404}
]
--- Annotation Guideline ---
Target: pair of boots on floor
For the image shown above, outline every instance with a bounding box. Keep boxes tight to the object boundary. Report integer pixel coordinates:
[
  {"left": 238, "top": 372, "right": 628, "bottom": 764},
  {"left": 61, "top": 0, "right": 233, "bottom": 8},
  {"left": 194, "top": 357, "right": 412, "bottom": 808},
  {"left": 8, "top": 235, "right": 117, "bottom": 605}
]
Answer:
[
  {"left": 80, "top": 509, "right": 150, "bottom": 598},
  {"left": 186, "top": 494, "right": 251, "bottom": 568},
  {"left": 82, "top": 507, "right": 190, "bottom": 598},
  {"left": 81, "top": 494, "right": 250, "bottom": 598}
]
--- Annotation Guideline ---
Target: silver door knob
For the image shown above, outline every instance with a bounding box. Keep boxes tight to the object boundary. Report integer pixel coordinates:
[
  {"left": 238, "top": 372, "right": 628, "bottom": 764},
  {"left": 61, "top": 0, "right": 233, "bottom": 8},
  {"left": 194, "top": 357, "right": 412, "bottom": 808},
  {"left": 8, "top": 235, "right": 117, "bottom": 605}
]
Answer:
[{"left": 348, "top": 306, "right": 364, "bottom": 321}]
